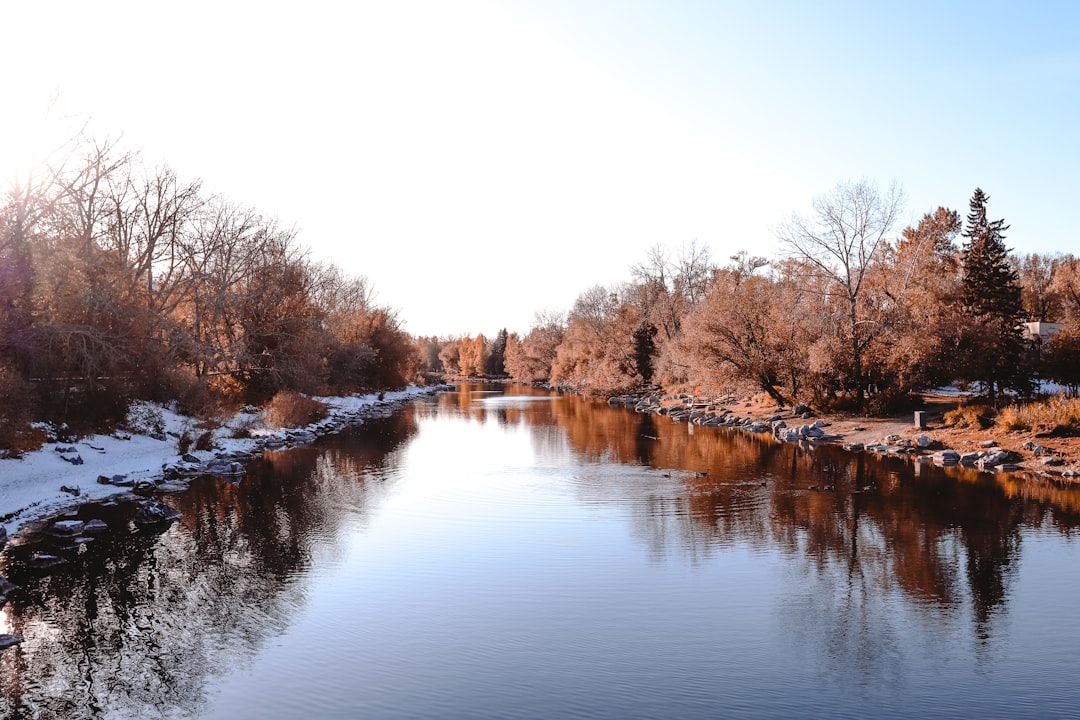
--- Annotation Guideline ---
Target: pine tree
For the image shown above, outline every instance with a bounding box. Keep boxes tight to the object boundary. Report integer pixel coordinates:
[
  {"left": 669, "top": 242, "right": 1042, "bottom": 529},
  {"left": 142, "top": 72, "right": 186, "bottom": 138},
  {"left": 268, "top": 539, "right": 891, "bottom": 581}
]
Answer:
[{"left": 957, "top": 188, "right": 1026, "bottom": 401}]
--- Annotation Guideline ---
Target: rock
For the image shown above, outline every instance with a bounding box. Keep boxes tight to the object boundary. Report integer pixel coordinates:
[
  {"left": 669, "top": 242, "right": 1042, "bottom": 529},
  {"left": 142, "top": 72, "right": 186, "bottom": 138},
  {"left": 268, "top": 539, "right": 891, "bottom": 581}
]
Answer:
[
  {"left": 133, "top": 500, "right": 182, "bottom": 526},
  {"left": 0, "top": 635, "right": 23, "bottom": 651},
  {"left": 28, "top": 554, "right": 67, "bottom": 570},
  {"left": 49, "top": 520, "right": 85, "bottom": 537},
  {"left": 792, "top": 403, "right": 811, "bottom": 415},
  {"left": 154, "top": 480, "right": 189, "bottom": 494},
  {"left": 915, "top": 434, "right": 932, "bottom": 448},
  {"left": 111, "top": 474, "right": 133, "bottom": 487},
  {"left": 60, "top": 454, "right": 84, "bottom": 465},
  {"left": 83, "top": 519, "right": 109, "bottom": 535},
  {"left": 0, "top": 576, "right": 19, "bottom": 597},
  {"left": 60, "top": 484, "right": 80, "bottom": 496},
  {"left": 97, "top": 475, "right": 114, "bottom": 485},
  {"left": 181, "top": 453, "right": 201, "bottom": 464},
  {"left": 979, "top": 450, "right": 1011, "bottom": 468},
  {"left": 979, "top": 440, "right": 997, "bottom": 448},
  {"left": 843, "top": 442, "right": 865, "bottom": 453},
  {"left": 959, "top": 452, "right": 982, "bottom": 464},
  {"left": 935, "top": 449, "right": 960, "bottom": 464},
  {"left": 0, "top": 525, "right": 6, "bottom": 546},
  {"left": 149, "top": 432, "right": 167, "bottom": 442}
]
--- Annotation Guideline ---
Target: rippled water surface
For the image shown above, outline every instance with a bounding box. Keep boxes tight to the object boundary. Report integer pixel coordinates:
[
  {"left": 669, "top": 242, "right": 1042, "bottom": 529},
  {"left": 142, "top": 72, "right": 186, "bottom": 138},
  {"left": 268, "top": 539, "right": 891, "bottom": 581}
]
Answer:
[{"left": 3, "top": 384, "right": 1080, "bottom": 718}]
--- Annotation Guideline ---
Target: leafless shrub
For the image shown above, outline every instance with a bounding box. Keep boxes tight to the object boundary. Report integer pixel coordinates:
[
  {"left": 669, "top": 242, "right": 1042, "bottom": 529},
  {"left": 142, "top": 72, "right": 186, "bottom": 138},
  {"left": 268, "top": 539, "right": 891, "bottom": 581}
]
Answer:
[{"left": 264, "top": 391, "right": 328, "bottom": 428}]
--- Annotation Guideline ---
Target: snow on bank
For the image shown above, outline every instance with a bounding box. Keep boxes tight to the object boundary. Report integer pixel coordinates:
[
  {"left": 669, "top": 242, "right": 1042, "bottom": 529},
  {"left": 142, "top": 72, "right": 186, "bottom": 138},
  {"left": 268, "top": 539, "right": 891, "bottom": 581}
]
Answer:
[{"left": 0, "top": 386, "right": 437, "bottom": 533}]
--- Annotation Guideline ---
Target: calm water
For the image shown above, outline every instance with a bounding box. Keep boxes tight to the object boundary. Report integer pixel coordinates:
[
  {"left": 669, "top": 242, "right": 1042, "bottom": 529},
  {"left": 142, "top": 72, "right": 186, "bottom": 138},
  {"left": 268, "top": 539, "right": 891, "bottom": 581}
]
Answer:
[{"left": 3, "top": 383, "right": 1080, "bottom": 719}]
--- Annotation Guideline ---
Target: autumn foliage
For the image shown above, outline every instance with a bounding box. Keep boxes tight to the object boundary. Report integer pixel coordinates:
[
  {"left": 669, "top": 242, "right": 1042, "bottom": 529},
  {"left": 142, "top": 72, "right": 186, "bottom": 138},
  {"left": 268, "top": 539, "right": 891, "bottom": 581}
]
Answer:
[
  {"left": 495, "top": 182, "right": 1079, "bottom": 412},
  {"left": 0, "top": 135, "right": 418, "bottom": 447}
]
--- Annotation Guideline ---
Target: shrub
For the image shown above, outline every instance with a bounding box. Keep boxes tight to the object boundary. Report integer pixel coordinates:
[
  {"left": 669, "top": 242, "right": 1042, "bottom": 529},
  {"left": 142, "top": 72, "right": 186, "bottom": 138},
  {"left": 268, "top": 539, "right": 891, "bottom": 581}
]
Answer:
[
  {"left": 264, "top": 391, "right": 328, "bottom": 429},
  {"left": 195, "top": 429, "right": 215, "bottom": 451},
  {"left": 944, "top": 404, "right": 996, "bottom": 429},
  {"left": 0, "top": 363, "right": 39, "bottom": 454},
  {"left": 995, "top": 396, "right": 1080, "bottom": 434},
  {"left": 126, "top": 402, "right": 165, "bottom": 435}
]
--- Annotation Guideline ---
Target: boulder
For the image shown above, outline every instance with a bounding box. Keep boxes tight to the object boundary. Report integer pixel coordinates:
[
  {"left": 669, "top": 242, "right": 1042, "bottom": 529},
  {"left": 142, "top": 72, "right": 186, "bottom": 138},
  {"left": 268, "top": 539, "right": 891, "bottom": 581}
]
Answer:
[
  {"left": 0, "top": 576, "right": 19, "bottom": 598},
  {"left": 28, "top": 554, "right": 67, "bottom": 570},
  {"left": 83, "top": 519, "right": 109, "bottom": 535},
  {"left": 915, "top": 434, "right": 933, "bottom": 448},
  {"left": 0, "top": 635, "right": 23, "bottom": 651},
  {"left": 133, "top": 500, "right": 182, "bottom": 526},
  {"left": 49, "top": 520, "right": 85, "bottom": 537},
  {"left": 979, "top": 450, "right": 1011, "bottom": 468},
  {"left": 935, "top": 449, "right": 960, "bottom": 464}
]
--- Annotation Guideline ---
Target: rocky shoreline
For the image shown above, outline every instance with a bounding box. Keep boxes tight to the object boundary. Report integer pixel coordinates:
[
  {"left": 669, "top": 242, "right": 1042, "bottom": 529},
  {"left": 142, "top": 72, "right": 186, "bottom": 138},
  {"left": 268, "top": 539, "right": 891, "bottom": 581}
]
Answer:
[
  {"left": 0, "top": 385, "right": 451, "bottom": 652},
  {"left": 608, "top": 390, "right": 1080, "bottom": 479},
  {"left": 0, "top": 386, "right": 449, "bottom": 574}
]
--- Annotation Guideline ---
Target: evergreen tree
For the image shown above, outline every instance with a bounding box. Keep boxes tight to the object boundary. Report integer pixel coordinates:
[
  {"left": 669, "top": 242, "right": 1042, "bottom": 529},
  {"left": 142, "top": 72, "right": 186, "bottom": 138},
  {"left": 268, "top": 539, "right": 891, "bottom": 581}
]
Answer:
[
  {"left": 633, "top": 322, "right": 658, "bottom": 384},
  {"left": 486, "top": 328, "right": 508, "bottom": 376},
  {"left": 957, "top": 188, "right": 1026, "bottom": 402}
]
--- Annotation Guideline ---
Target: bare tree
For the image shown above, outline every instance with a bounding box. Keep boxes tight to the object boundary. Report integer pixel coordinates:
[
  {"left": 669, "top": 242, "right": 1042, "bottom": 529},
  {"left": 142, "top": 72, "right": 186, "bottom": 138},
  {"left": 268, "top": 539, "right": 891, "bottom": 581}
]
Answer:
[
  {"left": 776, "top": 179, "right": 904, "bottom": 403},
  {"left": 630, "top": 240, "right": 714, "bottom": 341}
]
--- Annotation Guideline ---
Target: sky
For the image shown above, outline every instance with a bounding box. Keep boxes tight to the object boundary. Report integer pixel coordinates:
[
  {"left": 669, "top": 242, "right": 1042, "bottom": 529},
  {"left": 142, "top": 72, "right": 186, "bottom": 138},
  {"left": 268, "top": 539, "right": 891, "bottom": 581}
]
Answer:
[{"left": 1, "top": 0, "right": 1077, "bottom": 337}]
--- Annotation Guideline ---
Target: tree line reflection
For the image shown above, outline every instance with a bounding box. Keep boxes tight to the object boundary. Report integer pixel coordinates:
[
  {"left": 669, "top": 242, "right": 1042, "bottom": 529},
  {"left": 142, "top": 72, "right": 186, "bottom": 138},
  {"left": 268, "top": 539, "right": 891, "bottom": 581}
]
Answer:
[
  {"left": 3, "top": 385, "right": 1080, "bottom": 716},
  {"left": 0, "top": 411, "right": 419, "bottom": 719},
  {"left": 445, "top": 383, "right": 1080, "bottom": 672}
]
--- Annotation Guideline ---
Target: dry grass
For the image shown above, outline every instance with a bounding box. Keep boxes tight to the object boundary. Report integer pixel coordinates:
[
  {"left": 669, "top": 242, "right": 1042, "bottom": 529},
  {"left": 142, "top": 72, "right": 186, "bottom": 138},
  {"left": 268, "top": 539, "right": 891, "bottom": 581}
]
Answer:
[
  {"left": 264, "top": 391, "right": 328, "bottom": 428},
  {"left": 943, "top": 404, "right": 997, "bottom": 429},
  {"left": 995, "top": 396, "right": 1080, "bottom": 434}
]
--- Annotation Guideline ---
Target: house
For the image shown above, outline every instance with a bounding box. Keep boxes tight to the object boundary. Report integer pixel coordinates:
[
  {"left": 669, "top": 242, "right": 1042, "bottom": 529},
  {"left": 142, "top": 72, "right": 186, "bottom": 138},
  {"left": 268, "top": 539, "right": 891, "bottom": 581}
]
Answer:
[{"left": 1021, "top": 322, "right": 1065, "bottom": 344}]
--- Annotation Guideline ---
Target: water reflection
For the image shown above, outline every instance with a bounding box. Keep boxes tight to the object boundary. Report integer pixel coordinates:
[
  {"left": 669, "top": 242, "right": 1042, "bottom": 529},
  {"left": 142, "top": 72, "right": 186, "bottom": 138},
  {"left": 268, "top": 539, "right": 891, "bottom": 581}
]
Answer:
[
  {"left": 2, "top": 385, "right": 1080, "bottom": 718},
  {"left": 0, "top": 412, "right": 419, "bottom": 719},
  {"left": 444, "top": 383, "right": 1080, "bottom": 686}
]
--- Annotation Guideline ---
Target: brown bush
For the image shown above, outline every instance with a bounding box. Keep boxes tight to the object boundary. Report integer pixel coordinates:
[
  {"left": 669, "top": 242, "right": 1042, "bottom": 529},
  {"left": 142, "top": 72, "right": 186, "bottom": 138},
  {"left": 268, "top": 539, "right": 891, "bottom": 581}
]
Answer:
[
  {"left": 944, "top": 404, "right": 997, "bottom": 429},
  {"left": 195, "top": 429, "right": 215, "bottom": 451},
  {"left": 264, "top": 391, "right": 328, "bottom": 428},
  {"left": 0, "top": 363, "right": 42, "bottom": 455},
  {"left": 995, "top": 396, "right": 1080, "bottom": 434}
]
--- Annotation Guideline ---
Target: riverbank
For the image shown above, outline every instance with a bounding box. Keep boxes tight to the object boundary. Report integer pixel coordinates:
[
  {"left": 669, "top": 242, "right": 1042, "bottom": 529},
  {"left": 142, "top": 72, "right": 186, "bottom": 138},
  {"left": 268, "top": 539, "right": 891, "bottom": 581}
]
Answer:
[
  {"left": 613, "top": 390, "right": 1080, "bottom": 479},
  {"left": 0, "top": 385, "right": 444, "bottom": 536}
]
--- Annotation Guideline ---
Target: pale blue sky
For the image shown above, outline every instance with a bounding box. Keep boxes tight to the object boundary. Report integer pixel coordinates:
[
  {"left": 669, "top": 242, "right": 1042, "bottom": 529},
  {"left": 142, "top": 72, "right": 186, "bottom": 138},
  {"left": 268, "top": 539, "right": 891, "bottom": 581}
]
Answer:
[{"left": 2, "top": 1, "right": 1077, "bottom": 336}]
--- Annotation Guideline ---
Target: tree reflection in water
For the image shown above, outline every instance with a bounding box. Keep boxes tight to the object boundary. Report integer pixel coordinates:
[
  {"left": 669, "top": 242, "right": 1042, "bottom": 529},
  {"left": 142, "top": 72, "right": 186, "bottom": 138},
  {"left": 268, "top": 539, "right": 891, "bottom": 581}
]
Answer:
[
  {"left": 471, "top": 383, "right": 1080, "bottom": 686},
  {"left": 0, "top": 412, "right": 418, "bottom": 720},
  {"left": 2, "top": 384, "right": 1080, "bottom": 717}
]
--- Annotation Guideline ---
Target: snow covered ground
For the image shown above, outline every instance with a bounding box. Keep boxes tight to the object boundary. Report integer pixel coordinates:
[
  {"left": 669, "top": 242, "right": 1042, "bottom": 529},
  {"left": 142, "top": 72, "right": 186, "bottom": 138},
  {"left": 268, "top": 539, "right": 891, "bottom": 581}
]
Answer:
[{"left": 0, "top": 386, "right": 438, "bottom": 535}]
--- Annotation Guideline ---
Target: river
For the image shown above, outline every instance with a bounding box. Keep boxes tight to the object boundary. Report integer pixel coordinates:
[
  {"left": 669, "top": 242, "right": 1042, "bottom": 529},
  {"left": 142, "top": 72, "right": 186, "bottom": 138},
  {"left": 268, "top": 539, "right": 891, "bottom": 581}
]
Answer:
[{"left": 2, "top": 383, "right": 1080, "bottom": 719}]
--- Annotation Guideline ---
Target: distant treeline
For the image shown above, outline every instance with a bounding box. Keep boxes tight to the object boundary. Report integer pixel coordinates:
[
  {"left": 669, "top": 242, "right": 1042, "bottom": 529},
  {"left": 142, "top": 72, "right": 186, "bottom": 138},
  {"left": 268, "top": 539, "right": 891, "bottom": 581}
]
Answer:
[
  {"left": 6, "top": 138, "right": 1080, "bottom": 452},
  {"left": 432, "top": 181, "right": 1080, "bottom": 409},
  {"left": 0, "top": 135, "right": 417, "bottom": 446}
]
